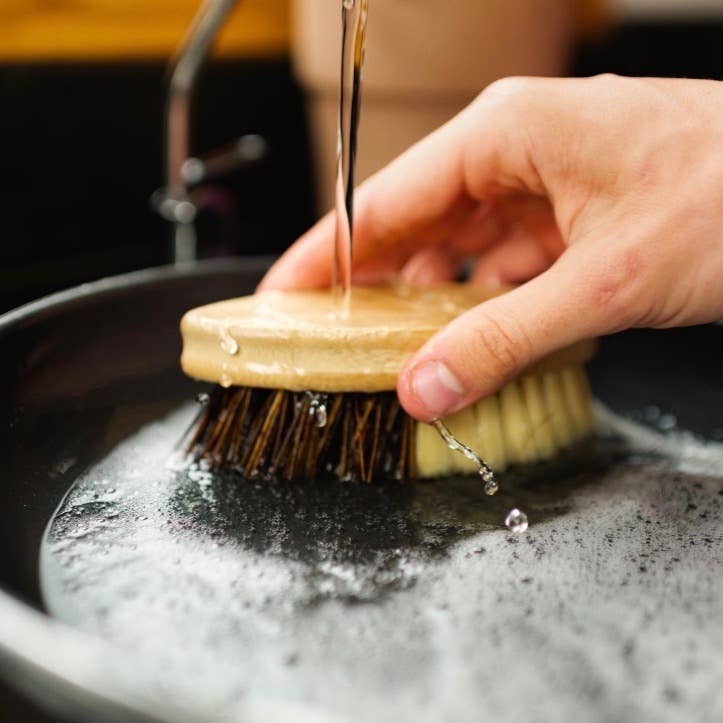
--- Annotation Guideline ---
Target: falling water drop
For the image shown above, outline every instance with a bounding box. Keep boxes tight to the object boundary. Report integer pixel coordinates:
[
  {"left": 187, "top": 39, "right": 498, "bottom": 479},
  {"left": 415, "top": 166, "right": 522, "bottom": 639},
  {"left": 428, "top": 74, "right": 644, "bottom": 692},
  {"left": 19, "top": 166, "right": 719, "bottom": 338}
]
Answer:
[
  {"left": 481, "top": 472, "right": 499, "bottom": 497},
  {"left": 195, "top": 393, "right": 210, "bottom": 406},
  {"left": 505, "top": 508, "right": 529, "bottom": 534},
  {"left": 433, "top": 420, "right": 498, "bottom": 495}
]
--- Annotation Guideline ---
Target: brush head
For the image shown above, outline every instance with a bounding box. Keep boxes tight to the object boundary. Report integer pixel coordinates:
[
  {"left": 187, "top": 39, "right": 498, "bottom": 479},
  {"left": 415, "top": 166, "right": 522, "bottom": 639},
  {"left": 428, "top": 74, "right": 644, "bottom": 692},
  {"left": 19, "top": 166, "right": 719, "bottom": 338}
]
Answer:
[
  {"left": 181, "top": 284, "right": 598, "bottom": 482},
  {"left": 181, "top": 284, "right": 597, "bottom": 392}
]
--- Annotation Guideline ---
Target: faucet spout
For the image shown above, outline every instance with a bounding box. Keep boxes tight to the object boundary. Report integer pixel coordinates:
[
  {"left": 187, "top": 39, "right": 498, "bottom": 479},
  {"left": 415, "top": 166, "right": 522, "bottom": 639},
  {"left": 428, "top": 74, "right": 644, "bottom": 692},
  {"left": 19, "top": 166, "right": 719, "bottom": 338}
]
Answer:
[{"left": 163, "top": 0, "right": 239, "bottom": 265}]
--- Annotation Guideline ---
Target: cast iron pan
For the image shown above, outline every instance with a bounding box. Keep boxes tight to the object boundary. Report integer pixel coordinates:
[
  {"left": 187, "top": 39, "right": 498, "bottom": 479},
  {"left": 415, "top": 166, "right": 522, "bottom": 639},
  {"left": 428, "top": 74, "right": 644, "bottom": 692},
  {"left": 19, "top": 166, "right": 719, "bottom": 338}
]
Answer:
[{"left": 0, "top": 259, "right": 720, "bottom": 723}]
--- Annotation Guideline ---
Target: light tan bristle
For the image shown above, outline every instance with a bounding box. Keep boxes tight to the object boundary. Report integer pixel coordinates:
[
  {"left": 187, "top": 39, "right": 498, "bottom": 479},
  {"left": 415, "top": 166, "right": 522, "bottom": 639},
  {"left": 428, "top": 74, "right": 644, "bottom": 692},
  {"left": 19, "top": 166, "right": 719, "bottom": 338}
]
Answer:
[{"left": 412, "top": 364, "right": 594, "bottom": 477}]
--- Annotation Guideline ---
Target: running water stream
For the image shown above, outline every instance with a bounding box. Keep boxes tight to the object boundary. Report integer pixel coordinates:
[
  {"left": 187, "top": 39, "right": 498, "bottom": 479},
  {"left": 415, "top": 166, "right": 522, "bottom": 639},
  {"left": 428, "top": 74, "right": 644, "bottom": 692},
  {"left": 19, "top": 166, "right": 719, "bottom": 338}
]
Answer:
[
  {"left": 330, "top": 1, "right": 516, "bottom": 520},
  {"left": 333, "top": 0, "right": 368, "bottom": 305}
]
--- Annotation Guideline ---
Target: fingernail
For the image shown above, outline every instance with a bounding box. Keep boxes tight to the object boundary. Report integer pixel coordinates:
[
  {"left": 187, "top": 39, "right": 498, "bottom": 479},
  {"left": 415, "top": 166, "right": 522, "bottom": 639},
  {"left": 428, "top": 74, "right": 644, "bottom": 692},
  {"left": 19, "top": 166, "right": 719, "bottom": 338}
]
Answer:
[{"left": 410, "top": 361, "right": 465, "bottom": 418}]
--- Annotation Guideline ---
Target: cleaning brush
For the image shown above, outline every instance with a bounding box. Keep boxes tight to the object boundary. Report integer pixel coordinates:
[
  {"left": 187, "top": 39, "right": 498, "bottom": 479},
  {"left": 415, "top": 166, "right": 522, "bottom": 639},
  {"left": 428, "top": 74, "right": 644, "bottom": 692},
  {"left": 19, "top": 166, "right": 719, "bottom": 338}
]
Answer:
[{"left": 181, "top": 284, "right": 596, "bottom": 482}]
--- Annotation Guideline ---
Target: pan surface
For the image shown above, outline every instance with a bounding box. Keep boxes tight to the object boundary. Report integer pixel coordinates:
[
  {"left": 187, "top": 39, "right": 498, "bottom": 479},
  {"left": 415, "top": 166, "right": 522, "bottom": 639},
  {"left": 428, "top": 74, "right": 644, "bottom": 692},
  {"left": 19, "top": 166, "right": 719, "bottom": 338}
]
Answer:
[{"left": 0, "top": 259, "right": 721, "bottom": 723}]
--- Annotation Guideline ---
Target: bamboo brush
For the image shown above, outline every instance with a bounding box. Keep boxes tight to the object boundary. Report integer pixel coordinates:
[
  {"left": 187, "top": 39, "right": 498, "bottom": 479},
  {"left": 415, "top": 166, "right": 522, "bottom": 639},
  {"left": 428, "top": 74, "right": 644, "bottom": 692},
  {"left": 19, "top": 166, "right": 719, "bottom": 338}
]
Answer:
[{"left": 181, "top": 284, "right": 596, "bottom": 483}]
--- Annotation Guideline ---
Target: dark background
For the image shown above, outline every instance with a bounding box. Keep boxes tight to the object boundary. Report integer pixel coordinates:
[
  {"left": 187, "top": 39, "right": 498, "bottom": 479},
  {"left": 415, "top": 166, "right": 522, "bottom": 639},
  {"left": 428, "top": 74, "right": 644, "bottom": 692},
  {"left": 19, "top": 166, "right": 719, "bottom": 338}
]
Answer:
[
  {"left": 0, "top": 59, "right": 315, "bottom": 313},
  {"left": 0, "top": 19, "right": 721, "bottom": 315}
]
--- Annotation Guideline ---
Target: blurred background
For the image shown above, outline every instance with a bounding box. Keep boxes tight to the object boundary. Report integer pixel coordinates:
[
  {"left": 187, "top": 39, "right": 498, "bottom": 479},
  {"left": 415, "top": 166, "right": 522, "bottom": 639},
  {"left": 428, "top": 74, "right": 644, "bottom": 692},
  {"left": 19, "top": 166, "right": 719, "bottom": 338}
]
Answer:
[{"left": 0, "top": 0, "right": 721, "bottom": 313}]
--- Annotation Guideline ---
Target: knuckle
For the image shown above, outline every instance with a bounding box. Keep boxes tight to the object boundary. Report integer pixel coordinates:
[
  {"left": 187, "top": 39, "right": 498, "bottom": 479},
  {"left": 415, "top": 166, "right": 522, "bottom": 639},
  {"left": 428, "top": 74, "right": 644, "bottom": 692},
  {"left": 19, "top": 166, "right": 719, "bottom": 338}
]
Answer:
[
  {"left": 480, "top": 76, "right": 536, "bottom": 109},
  {"left": 586, "top": 245, "right": 645, "bottom": 328},
  {"left": 592, "top": 72, "right": 623, "bottom": 86},
  {"left": 629, "top": 153, "right": 660, "bottom": 191},
  {"left": 468, "top": 77, "right": 550, "bottom": 195},
  {"left": 467, "top": 309, "right": 532, "bottom": 384}
]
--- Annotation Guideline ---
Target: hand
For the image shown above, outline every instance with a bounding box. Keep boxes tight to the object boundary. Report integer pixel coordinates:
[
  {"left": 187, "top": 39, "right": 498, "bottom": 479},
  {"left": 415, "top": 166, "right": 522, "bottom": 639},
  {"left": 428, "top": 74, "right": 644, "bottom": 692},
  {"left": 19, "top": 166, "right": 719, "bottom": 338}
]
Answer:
[{"left": 260, "top": 75, "right": 723, "bottom": 421}]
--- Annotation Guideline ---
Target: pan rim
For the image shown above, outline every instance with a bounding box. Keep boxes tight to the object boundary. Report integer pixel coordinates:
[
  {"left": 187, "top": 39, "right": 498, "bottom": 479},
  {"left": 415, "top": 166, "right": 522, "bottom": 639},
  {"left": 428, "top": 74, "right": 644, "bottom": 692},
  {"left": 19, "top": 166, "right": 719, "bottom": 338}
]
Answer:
[{"left": 0, "top": 255, "right": 274, "bottom": 337}]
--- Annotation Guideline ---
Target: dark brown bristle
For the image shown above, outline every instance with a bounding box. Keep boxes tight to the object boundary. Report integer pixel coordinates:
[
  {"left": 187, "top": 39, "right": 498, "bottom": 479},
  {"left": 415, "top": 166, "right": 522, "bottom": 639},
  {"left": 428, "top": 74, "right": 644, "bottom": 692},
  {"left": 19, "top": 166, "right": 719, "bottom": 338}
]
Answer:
[{"left": 188, "top": 386, "right": 416, "bottom": 483}]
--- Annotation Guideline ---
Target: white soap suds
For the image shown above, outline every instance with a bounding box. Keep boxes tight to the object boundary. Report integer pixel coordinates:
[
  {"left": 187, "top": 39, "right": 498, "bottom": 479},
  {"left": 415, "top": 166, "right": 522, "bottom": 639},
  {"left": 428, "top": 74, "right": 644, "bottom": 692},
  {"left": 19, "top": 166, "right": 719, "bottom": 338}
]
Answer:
[{"left": 39, "top": 403, "right": 723, "bottom": 723}]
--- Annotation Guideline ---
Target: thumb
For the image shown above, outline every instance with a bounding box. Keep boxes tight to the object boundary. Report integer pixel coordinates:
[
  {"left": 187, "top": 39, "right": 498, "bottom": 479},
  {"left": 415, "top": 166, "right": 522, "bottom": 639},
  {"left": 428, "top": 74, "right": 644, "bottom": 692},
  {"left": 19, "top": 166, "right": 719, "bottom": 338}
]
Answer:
[{"left": 397, "top": 248, "right": 628, "bottom": 421}]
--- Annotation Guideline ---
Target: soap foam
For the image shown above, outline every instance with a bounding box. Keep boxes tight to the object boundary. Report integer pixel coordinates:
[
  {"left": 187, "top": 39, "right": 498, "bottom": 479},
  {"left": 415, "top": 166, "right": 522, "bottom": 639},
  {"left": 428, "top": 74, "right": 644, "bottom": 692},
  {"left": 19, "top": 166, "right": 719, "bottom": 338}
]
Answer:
[{"left": 40, "top": 403, "right": 723, "bottom": 723}]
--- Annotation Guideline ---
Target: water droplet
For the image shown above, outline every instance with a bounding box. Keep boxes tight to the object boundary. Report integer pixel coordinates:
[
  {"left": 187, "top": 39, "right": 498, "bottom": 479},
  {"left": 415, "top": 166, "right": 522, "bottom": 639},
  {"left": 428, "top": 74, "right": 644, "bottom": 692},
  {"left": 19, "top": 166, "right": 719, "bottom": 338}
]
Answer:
[
  {"left": 343, "top": 0, "right": 354, "bottom": 9},
  {"left": 314, "top": 405, "right": 327, "bottom": 428},
  {"left": 483, "top": 477, "right": 499, "bottom": 496},
  {"left": 505, "top": 508, "right": 528, "bottom": 534},
  {"left": 219, "top": 328, "right": 239, "bottom": 355},
  {"left": 306, "top": 393, "right": 328, "bottom": 428},
  {"left": 195, "top": 393, "right": 210, "bottom": 405},
  {"left": 219, "top": 373, "right": 232, "bottom": 389}
]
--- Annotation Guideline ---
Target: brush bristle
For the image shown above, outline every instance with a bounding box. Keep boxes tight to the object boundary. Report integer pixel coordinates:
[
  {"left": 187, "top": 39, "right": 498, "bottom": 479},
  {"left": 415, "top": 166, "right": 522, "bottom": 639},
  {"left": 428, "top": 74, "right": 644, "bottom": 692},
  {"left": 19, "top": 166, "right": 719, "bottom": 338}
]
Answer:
[
  {"left": 416, "top": 366, "right": 594, "bottom": 477},
  {"left": 188, "top": 364, "right": 594, "bottom": 483},
  {"left": 189, "top": 388, "right": 416, "bottom": 482}
]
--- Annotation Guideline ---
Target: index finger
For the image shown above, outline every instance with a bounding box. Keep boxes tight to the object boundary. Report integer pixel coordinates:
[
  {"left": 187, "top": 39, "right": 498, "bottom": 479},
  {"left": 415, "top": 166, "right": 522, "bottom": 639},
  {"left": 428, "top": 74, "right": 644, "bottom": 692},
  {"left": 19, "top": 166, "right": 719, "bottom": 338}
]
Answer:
[{"left": 258, "top": 113, "right": 472, "bottom": 291}]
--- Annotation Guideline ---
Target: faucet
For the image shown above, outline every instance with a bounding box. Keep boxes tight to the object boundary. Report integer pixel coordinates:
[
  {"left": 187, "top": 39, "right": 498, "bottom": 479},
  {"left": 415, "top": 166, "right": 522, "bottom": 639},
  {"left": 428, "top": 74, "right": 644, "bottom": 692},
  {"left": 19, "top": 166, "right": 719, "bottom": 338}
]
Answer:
[{"left": 152, "top": 0, "right": 267, "bottom": 265}]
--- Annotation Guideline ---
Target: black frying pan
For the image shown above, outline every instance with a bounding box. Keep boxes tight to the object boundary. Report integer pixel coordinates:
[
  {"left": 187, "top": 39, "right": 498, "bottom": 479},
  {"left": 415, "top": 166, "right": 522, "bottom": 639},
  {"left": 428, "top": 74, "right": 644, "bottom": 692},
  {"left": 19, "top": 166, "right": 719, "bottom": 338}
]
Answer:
[{"left": 0, "top": 258, "right": 720, "bottom": 723}]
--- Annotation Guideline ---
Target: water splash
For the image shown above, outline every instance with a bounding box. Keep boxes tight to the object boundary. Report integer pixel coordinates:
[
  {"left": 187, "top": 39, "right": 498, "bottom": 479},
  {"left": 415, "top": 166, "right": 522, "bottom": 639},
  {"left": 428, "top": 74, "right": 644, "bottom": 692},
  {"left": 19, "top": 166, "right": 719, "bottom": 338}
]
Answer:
[{"left": 433, "top": 420, "right": 500, "bottom": 497}]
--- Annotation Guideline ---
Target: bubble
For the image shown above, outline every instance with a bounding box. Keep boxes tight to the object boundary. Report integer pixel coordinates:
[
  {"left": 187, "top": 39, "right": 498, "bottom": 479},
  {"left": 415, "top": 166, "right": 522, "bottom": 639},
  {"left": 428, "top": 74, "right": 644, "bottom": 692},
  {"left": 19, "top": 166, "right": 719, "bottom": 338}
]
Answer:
[
  {"left": 504, "top": 508, "right": 529, "bottom": 534},
  {"left": 658, "top": 414, "right": 677, "bottom": 432}
]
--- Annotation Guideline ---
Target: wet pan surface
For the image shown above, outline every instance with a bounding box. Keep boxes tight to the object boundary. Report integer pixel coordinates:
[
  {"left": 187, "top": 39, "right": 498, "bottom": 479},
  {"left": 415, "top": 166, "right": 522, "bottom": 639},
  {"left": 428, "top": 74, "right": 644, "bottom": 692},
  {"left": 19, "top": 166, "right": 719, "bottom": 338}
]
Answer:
[{"left": 0, "top": 260, "right": 721, "bottom": 722}]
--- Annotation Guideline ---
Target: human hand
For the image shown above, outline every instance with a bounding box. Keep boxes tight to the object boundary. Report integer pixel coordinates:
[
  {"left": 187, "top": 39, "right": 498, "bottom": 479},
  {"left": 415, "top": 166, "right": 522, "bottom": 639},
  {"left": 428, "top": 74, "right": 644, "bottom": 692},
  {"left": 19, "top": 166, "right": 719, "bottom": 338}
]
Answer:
[{"left": 260, "top": 75, "right": 723, "bottom": 421}]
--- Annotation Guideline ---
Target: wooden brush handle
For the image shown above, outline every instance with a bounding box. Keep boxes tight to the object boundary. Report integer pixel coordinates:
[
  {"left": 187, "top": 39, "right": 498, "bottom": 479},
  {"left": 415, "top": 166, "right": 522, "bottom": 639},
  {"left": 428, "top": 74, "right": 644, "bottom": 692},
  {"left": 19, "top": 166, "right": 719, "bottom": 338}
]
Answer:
[{"left": 181, "top": 284, "right": 597, "bottom": 392}]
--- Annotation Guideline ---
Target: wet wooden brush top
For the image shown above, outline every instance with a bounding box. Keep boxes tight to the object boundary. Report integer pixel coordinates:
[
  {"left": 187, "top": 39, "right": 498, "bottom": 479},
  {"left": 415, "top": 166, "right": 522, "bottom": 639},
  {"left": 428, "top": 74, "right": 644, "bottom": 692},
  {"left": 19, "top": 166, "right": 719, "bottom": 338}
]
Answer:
[{"left": 181, "top": 284, "right": 596, "bottom": 392}]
